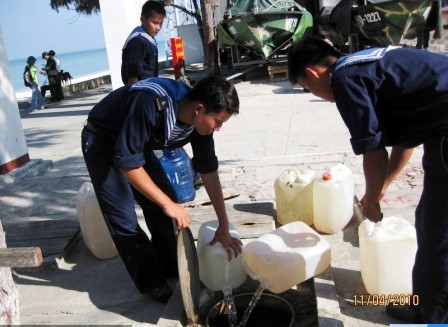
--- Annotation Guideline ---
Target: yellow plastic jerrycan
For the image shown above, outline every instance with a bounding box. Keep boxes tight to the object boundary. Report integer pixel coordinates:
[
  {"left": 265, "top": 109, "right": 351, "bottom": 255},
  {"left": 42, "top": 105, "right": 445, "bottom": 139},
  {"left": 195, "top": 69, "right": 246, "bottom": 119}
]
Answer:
[
  {"left": 274, "top": 168, "right": 316, "bottom": 226},
  {"left": 76, "top": 182, "right": 118, "bottom": 260},
  {"left": 359, "top": 216, "right": 417, "bottom": 295}
]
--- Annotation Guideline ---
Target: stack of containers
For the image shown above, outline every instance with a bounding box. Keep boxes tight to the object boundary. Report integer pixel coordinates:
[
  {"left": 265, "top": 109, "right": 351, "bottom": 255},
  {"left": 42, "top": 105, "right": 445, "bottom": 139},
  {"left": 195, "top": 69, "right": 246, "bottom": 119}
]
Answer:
[{"left": 274, "top": 163, "right": 354, "bottom": 234}]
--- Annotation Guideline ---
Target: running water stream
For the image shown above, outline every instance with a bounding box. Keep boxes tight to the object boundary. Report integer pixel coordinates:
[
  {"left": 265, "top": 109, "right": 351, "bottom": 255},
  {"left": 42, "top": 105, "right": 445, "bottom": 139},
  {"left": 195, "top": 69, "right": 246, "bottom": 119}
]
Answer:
[
  {"left": 223, "top": 290, "right": 238, "bottom": 327},
  {"left": 237, "top": 284, "right": 264, "bottom": 327}
]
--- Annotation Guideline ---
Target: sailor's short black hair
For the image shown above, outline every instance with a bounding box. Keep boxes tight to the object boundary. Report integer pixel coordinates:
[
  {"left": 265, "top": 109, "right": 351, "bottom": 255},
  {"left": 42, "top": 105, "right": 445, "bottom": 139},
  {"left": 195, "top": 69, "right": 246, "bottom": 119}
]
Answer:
[
  {"left": 187, "top": 76, "right": 239, "bottom": 115},
  {"left": 288, "top": 36, "right": 342, "bottom": 84},
  {"left": 141, "top": 1, "right": 166, "bottom": 18}
]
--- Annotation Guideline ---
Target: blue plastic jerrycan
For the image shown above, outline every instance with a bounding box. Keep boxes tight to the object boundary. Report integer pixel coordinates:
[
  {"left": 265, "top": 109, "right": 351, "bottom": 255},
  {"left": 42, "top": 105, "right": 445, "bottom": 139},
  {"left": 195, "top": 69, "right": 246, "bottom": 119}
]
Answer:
[{"left": 159, "top": 147, "right": 196, "bottom": 203}]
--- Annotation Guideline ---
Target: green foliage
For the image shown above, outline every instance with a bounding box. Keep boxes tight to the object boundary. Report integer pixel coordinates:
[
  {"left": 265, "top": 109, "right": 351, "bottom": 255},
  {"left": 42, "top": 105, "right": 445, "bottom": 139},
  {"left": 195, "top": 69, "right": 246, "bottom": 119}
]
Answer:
[{"left": 50, "top": 0, "right": 100, "bottom": 15}]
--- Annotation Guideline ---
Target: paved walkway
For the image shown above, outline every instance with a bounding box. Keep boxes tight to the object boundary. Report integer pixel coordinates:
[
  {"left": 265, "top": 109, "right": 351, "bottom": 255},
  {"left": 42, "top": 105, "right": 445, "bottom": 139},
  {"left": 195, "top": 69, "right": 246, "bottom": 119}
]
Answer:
[{"left": 0, "top": 69, "right": 424, "bottom": 325}]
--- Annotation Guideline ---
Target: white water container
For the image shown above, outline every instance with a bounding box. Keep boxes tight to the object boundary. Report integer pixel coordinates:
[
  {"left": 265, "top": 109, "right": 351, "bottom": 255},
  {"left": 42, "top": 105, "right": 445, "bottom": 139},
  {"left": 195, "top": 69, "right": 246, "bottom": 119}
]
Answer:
[
  {"left": 242, "top": 221, "right": 331, "bottom": 294},
  {"left": 359, "top": 216, "right": 417, "bottom": 295},
  {"left": 197, "top": 220, "right": 247, "bottom": 291},
  {"left": 313, "top": 164, "right": 354, "bottom": 234},
  {"left": 76, "top": 182, "right": 118, "bottom": 260},
  {"left": 274, "top": 168, "right": 316, "bottom": 226}
]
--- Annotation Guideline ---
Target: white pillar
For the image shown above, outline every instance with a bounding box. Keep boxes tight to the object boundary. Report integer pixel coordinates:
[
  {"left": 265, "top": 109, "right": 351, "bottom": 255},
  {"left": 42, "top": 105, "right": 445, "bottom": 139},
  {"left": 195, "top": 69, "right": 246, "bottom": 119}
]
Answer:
[
  {"left": 99, "top": 0, "right": 146, "bottom": 90},
  {"left": 0, "top": 25, "right": 29, "bottom": 175}
]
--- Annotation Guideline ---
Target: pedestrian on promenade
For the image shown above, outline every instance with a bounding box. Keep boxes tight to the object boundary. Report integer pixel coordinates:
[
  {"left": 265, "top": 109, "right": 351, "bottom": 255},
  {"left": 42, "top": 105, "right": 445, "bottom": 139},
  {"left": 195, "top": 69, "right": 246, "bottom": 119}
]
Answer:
[
  {"left": 25, "top": 56, "right": 46, "bottom": 112},
  {"left": 48, "top": 50, "right": 64, "bottom": 100},
  {"left": 121, "top": 0, "right": 165, "bottom": 85},
  {"left": 287, "top": 36, "right": 448, "bottom": 323},
  {"left": 81, "top": 76, "right": 242, "bottom": 303},
  {"left": 42, "top": 51, "right": 62, "bottom": 102}
]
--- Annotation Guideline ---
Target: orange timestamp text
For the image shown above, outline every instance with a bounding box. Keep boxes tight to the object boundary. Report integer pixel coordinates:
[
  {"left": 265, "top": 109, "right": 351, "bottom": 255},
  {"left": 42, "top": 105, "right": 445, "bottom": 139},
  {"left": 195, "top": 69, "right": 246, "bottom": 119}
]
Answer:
[{"left": 353, "top": 294, "right": 419, "bottom": 306}]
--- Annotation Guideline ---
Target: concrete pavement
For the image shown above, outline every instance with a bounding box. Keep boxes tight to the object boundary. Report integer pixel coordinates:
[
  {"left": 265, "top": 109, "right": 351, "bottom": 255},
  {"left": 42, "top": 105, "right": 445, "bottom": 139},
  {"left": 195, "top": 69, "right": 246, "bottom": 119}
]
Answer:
[{"left": 0, "top": 68, "right": 424, "bottom": 326}]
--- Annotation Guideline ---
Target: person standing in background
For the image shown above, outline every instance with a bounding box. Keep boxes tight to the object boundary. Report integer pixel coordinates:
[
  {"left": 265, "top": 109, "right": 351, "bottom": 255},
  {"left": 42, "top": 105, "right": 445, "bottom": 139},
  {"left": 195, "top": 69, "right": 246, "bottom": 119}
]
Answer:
[
  {"left": 121, "top": 0, "right": 165, "bottom": 84},
  {"left": 49, "top": 50, "right": 64, "bottom": 100},
  {"left": 40, "top": 57, "right": 50, "bottom": 99},
  {"left": 25, "top": 56, "right": 46, "bottom": 112},
  {"left": 42, "top": 51, "right": 61, "bottom": 102}
]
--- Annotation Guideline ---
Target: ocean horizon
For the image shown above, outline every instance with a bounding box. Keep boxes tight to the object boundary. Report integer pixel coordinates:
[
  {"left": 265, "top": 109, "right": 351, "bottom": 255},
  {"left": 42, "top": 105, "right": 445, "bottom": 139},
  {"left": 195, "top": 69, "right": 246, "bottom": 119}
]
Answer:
[{"left": 8, "top": 41, "right": 170, "bottom": 95}]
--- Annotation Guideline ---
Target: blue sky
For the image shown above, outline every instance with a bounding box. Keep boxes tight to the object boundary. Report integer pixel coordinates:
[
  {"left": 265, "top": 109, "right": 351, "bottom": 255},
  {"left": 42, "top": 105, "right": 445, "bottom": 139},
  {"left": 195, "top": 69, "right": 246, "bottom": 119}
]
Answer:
[{"left": 0, "top": 0, "right": 106, "bottom": 60}]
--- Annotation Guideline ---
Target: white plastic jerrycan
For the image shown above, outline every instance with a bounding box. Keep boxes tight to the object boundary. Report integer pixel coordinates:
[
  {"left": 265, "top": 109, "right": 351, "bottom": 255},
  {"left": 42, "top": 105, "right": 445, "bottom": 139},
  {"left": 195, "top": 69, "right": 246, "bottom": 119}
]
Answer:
[
  {"left": 197, "top": 220, "right": 247, "bottom": 292},
  {"left": 274, "top": 167, "right": 316, "bottom": 226},
  {"left": 313, "top": 163, "right": 354, "bottom": 234},
  {"left": 359, "top": 216, "right": 417, "bottom": 295},
  {"left": 76, "top": 182, "right": 118, "bottom": 260},
  {"left": 242, "top": 221, "right": 331, "bottom": 294}
]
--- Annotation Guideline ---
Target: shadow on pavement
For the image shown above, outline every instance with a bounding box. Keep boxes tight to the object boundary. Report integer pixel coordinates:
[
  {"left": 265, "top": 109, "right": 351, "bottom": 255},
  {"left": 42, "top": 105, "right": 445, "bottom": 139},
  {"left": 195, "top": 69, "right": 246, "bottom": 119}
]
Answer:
[{"left": 13, "top": 236, "right": 166, "bottom": 325}]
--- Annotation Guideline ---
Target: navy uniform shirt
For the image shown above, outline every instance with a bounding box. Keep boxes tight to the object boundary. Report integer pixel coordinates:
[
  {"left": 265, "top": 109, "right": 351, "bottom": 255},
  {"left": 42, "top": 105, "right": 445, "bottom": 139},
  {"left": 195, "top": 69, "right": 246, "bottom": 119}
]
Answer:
[
  {"left": 121, "top": 32, "right": 159, "bottom": 84},
  {"left": 331, "top": 48, "right": 448, "bottom": 155},
  {"left": 87, "top": 78, "right": 218, "bottom": 173}
]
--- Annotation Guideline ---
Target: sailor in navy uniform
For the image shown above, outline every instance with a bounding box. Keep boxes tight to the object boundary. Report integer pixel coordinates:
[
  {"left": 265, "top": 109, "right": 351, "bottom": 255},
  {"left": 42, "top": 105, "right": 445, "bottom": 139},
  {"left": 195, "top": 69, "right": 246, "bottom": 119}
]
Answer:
[
  {"left": 121, "top": 1, "right": 165, "bottom": 85},
  {"left": 81, "top": 76, "right": 242, "bottom": 303},
  {"left": 287, "top": 36, "right": 448, "bottom": 323}
]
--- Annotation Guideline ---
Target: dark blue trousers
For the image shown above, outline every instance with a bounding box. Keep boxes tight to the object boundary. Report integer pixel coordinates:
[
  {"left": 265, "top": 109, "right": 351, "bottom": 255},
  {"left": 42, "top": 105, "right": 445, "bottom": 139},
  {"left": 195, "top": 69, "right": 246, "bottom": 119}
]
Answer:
[
  {"left": 81, "top": 127, "right": 178, "bottom": 292},
  {"left": 413, "top": 135, "right": 448, "bottom": 323}
]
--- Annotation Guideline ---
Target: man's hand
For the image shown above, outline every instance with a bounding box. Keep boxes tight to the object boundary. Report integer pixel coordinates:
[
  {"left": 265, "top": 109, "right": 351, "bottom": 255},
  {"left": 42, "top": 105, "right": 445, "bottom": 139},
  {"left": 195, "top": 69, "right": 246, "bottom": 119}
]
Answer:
[
  {"left": 360, "top": 198, "right": 383, "bottom": 222},
  {"left": 360, "top": 146, "right": 413, "bottom": 223},
  {"left": 120, "top": 166, "right": 190, "bottom": 229},
  {"left": 209, "top": 224, "right": 243, "bottom": 262},
  {"left": 162, "top": 202, "right": 190, "bottom": 230},
  {"left": 362, "top": 148, "right": 388, "bottom": 223}
]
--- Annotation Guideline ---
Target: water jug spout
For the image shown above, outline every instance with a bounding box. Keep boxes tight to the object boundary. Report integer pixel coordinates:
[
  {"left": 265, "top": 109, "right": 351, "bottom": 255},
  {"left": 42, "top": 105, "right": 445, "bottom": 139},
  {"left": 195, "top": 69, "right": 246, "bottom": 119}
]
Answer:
[{"left": 222, "top": 285, "right": 233, "bottom": 296}]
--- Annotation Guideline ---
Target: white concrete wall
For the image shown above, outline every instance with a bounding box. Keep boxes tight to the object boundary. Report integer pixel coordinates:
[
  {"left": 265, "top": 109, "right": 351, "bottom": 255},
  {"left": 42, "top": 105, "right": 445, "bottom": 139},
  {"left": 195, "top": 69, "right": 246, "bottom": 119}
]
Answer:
[
  {"left": 99, "top": 0, "right": 146, "bottom": 90},
  {"left": 0, "top": 25, "right": 28, "bottom": 166},
  {"left": 176, "top": 24, "right": 204, "bottom": 65}
]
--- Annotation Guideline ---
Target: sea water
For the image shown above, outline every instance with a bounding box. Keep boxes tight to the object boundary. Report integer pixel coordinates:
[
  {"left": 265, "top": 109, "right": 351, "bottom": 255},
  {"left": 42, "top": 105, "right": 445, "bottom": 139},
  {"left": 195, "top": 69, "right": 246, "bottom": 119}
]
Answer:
[{"left": 7, "top": 41, "right": 169, "bottom": 94}]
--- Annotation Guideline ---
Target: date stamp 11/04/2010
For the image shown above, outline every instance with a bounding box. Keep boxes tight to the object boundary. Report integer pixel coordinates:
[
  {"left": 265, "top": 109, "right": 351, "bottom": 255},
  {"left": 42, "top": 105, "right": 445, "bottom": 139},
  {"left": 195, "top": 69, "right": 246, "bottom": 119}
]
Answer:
[{"left": 353, "top": 294, "right": 420, "bottom": 306}]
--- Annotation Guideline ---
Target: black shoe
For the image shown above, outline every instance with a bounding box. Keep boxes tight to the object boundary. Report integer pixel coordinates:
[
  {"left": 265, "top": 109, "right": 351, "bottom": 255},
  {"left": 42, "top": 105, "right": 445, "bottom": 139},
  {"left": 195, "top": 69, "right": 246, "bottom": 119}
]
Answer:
[
  {"left": 149, "top": 283, "right": 173, "bottom": 303},
  {"left": 386, "top": 304, "right": 417, "bottom": 323}
]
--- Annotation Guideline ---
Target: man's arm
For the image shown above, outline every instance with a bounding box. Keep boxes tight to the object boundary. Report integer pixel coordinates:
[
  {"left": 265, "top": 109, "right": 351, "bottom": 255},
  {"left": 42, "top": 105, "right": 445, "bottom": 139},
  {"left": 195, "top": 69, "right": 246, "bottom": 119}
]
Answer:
[
  {"left": 201, "top": 171, "right": 243, "bottom": 260},
  {"left": 361, "top": 146, "right": 414, "bottom": 205},
  {"left": 120, "top": 166, "right": 190, "bottom": 229},
  {"left": 362, "top": 147, "right": 389, "bottom": 222},
  {"left": 380, "top": 146, "right": 414, "bottom": 200}
]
